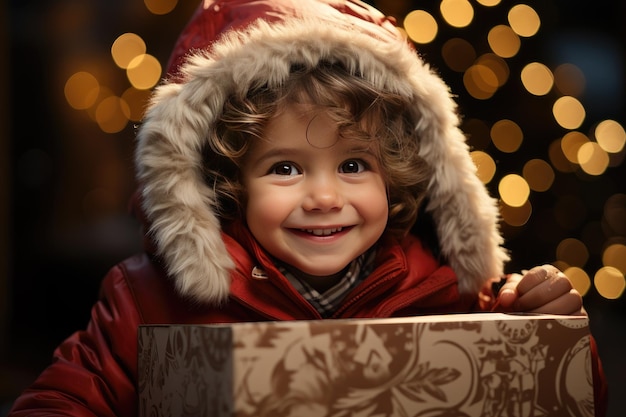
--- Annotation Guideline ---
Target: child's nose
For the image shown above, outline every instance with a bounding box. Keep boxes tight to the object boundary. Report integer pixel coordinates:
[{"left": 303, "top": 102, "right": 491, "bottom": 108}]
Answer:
[{"left": 302, "top": 176, "right": 344, "bottom": 212}]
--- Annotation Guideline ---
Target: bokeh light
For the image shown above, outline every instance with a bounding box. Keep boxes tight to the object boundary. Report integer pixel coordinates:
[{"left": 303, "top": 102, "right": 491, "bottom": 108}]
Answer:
[
  {"left": 521, "top": 62, "right": 554, "bottom": 96},
  {"left": 476, "top": 0, "right": 501, "bottom": 6},
  {"left": 95, "top": 96, "right": 131, "bottom": 133},
  {"left": 111, "top": 33, "right": 146, "bottom": 69},
  {"left": 561, "top": 131, "right": 589, "bottom": 164},
  {"left": 508, "top": 4, "right": 540, "bottom": 37},
  {"left": 488, "top": 25, "right": 521, "bottom": 58},
  {"left": 594, "top": 266, "right": 626, "bottom": 299},
  {"left": 442, "top": 38, "right": 476, "bottom": 72},
  {"left": 64, "top": 71, "right": 100, "bottom": 110},
  {"left": 523, "top": 159, "right": 554, "bottom": 192},
  {"left": 491, "top": 119, "right": 523, "bottom": 153},
  {"left": 564, "top": 266, "right": 592, "bottom": 296},
  {"left": 500, "top": 200, "right": 532, "bottom": 227},
  {"left": 476, "top": 53, "right": 509, "bottom": 87},
  {"left": 553, "top": 96, "right": 586, "bottom": 129},
  {"left": 499, "top": 174, "right": 530, "bottom": 207},
  {"left": 578, "top": 142, "right": 609, "bottom": 176},
  {"left": 85, "top": 85, "right": 114, "bottom": 122},
  {"left": 126, "top": 54, "right": 162, "bottom": 90},
  {"left": 440, "top": 0, "right": 474, "bottom": 28},
  {"left": 595, "top": 119, "right": 626, "bottom": 154},
  {"left": 603, "top": 243, "right": 626, "bottom": 274},
  {"left": 404, "top": 10, "right": 438, "bottom": 44},
  {"left": 144, "top": 0, "right": 178, "bottom": 15},
  {"left": 464, "top": 64, "right": 498, "bottom": 99},
  {"left": 557, "top": 238, "right": 589, "bottom": 268},
  {"left": 549, "top": 138, "right": 576, "bottom": 173}
]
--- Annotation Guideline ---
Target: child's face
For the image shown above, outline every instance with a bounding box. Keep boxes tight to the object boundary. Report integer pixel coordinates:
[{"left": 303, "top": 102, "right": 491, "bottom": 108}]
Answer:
[{"left": 241, "top": 105, "right": 388, "bottom": 283}]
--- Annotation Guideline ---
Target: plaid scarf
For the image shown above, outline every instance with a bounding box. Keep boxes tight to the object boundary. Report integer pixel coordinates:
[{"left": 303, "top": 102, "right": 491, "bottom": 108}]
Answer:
[{"left": 278, "top": 247, "right": 377, "bottom": 318}]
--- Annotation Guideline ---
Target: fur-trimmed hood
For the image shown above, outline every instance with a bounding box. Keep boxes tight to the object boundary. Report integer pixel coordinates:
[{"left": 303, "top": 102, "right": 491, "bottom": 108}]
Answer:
[{"left": 135, "top": 0, "right": 509, "bottom": 305}]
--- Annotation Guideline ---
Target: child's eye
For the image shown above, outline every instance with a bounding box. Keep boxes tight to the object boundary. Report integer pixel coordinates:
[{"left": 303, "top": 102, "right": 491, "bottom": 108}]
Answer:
[
  {"left": 270, "top": 162, "right": 300, "bottom": 176},
  {"left": 340, "top": 159, "right": 366, "bottom": 174}
]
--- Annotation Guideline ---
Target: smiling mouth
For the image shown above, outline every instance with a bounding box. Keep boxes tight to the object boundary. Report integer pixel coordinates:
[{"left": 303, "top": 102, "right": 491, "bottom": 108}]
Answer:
[{"left": 300, "top": 227, "right": 344, "bottom": 236}]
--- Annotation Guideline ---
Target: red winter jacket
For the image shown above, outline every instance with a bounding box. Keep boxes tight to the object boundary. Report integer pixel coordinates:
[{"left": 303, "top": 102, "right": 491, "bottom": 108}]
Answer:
[{"left": 9, "top": 223, "right": 482, "bottom": 416}]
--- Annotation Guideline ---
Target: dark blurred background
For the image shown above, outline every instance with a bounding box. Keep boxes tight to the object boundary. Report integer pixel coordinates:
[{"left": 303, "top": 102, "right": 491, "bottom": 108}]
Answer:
[{"left": 2, "top": 0, "right": 625, "bottom": 414}]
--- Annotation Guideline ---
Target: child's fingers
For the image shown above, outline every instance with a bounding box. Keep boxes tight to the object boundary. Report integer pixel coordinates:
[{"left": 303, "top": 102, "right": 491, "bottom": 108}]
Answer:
[
  {"left": 515, "top": 275, "right": 576, "bottom": 311},
  {"left": 524, "top": 289, "right": 585, "bottom": 315},
  {"left": 515, "top": 264, "right": 564, "bottom": 295}
]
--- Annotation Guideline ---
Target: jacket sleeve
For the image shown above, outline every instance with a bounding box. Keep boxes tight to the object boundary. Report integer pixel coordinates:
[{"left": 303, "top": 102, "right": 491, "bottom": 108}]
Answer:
[{"left": 8, "top": 263, "right": 143, "bottom": 417}]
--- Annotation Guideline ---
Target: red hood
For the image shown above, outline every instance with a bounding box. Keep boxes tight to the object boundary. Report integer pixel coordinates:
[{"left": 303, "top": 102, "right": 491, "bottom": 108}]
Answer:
[{"left": 166, "top": 0, "right": 398, "bottom": 80}]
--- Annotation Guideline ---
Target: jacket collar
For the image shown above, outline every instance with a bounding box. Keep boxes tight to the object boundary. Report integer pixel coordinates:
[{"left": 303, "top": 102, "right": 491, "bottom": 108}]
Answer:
[{"left": 222, "top": 221, "right": 460, "bottom": 320}]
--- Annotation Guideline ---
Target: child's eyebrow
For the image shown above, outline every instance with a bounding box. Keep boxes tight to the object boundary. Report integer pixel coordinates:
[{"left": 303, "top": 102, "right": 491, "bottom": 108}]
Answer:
[{"left": 248, "top": 147, "right": 300, "bottom": 164}]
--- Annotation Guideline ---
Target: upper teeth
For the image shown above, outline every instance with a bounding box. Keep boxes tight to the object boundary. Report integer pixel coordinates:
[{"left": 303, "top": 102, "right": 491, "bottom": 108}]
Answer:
[{"left": 302, "top": 227, "right": 343, "bottom": 236}]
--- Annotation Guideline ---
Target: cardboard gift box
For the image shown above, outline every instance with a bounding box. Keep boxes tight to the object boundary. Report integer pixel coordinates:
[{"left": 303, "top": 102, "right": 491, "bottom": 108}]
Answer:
[{"left": 138, "top": 313, "right": 594, "bottom": 417}]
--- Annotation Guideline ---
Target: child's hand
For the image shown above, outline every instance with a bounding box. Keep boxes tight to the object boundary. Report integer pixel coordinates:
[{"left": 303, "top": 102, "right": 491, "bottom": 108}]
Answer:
[{"left": 496, "top": 265, "right": 585, "bottom": 315}]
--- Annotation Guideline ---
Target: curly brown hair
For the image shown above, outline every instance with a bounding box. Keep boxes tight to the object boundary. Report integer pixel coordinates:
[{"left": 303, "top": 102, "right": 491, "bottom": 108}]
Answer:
[{"left": 204, "top": 62, "right": 431, "bottom": 237}]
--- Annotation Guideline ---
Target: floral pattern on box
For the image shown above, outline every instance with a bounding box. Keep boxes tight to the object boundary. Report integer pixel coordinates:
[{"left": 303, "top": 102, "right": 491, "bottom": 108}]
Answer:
[{"left": 138, "top": 314, "right": 593, "bottom": 417}]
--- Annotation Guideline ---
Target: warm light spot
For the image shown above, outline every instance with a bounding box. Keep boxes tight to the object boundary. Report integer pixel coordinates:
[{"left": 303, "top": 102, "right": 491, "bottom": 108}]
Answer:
[
  {"left": 500, "top": 200, "right": 532, "bottom": 227},
  {"left": 476, "top": 53, "right": 509, "bottom": 86},
  {"left": 553, "top": 96, "right": 585, "bottom": 129},
  {"left": 442, "top": 38, "right": 476, "bottom": 72},
  {"left": 404, "top": 10, "right": 438, "bottom": 44},
  {"left": 487, "top": 25, "right": 521, "bottom": 58},
  {"left": 491, "top": 119, "right": 523, "bottom": 153},
  {"left": 523, "top": 159, "right": 554, "bottom": 192},
  {"left": 95, "top": 96, "right": 131, "bottom": 133},
  {"left": 64, "top": 71, "right": 100, "bottom": 110},
  {"left": 564, "top": 266, "right": 591, "bottom": 296},
  {"left": 603, "top": 244, "right": 626, "bottom": 274},
  {"left": 594, "top": 266, "right": 626, "bottom": 299},
  {"left": 548, "top": 138, "right": 575, "bottom": 173},
  {"left": 604, "top": 194, "right": 626, "bottom": 235},
  {"left": 127, "top": 54, "right": 162, "bottom": 90},
  {"left": 578, "top": 142, "right": 609, "bottom": 175},
  {"left": 561, "top": 131, "right": 589, "bottom": 164},
  {"left": 121, "top": 87, "right": 152, "bottom": 122},
  {"left": 440, "top": 0, "right": 474, "bottom": 28},
  {"left": 553, "top": 63, "right": 585, "bottom": 97},
  {"left": 111, "top": 33, "right": 146, "bottom": 69},
  {"left": 464, "top": 64, "right": 499, "bottom": 99},
  {"left": 86, "top": 86, "right": 114, "bottom": 122},
  {"left": 521, "top": 62, "right": 553, "bottom": 96},
  {"left": 508, "top": 4, "right": 540, "bottom": 37},
  {"left": 470, "top": 151, "right": 496, "bottom": 184},
  {"left": 144, "top": 0, "right": 178, "bottom": 15},
  {"left": 557, "top": 238, "right": 589, "bottom": 268},
  {"left": 595, "top": 119, "right": 626, "bottom": 153},
  {"left": 499, "top": 174, "right": 530, "bottom": 207},
  {"left": 476, "top": 0, "right": 501, "bottom": 6}
]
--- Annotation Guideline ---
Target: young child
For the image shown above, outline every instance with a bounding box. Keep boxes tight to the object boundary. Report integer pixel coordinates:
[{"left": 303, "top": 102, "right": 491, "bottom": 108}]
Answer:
[{"left": 9, "top": 0, "right": 607, "bottom": 415}]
